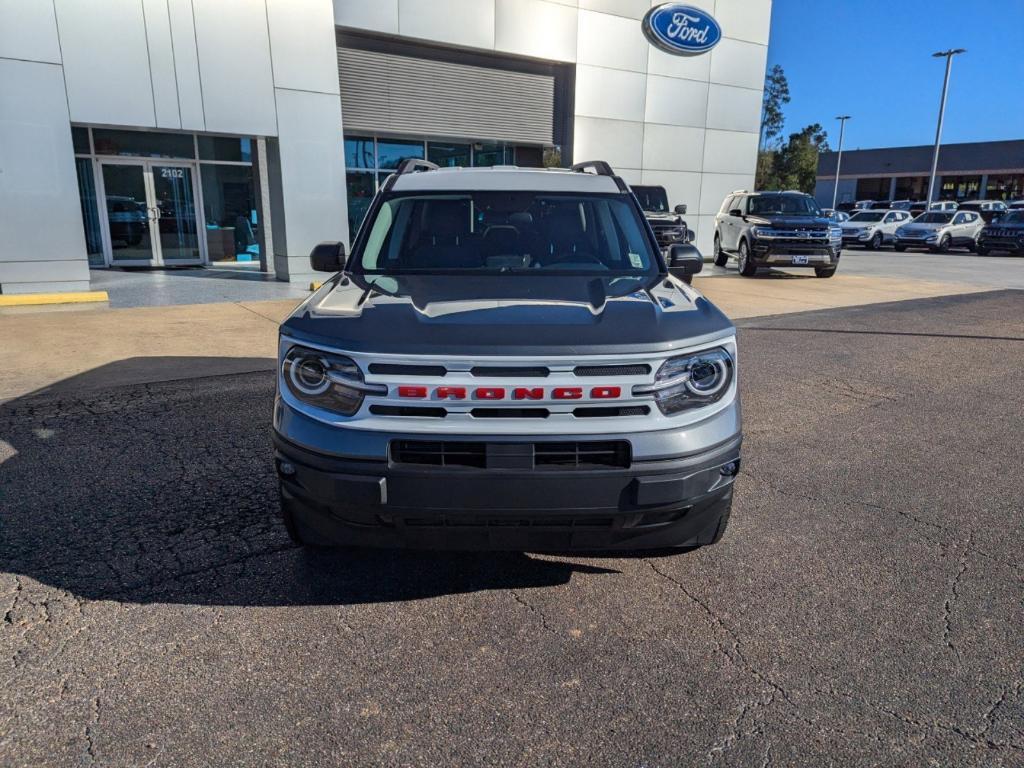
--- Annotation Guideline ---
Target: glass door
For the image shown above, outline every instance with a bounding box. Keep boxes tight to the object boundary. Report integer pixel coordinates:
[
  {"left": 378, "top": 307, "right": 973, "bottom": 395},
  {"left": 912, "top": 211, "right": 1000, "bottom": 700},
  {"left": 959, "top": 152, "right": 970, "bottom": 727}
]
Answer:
[
  {"left": 98, "top": 160, "right": 205, "bottom": 266},
  {"left": 100, "top": 163, "right": 157, "bottom": 265},
  {"left": 151, "top": 163, "right": 202, "bottom": 264}
]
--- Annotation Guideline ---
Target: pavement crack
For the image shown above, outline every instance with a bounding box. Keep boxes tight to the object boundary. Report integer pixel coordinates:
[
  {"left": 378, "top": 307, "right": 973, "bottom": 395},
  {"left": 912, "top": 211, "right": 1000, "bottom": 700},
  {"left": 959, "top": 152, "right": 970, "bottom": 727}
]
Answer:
[
  {"left": 83, "top": 695, "right": 101, "bottom": 764},
  {"left": 941, "top": 531, "right": 973, "bottom": 660},
  {"left": 509, "top": 590, "right": 558, "bottom": 636}
]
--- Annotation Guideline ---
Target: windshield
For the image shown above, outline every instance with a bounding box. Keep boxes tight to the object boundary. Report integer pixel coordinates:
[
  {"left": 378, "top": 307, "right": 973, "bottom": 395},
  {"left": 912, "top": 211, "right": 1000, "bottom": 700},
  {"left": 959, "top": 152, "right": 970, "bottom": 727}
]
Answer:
[
  {"left": 850, "top": 212, "right": 885, "bottom": 222},
  {"left": 915, "top": 213, "right": 954, "bottom": 224},
  {"left": 357, "top": 192, "right": 660, "bottom": 276},
  {"left": 748, "top": 194, "right": 822, "bottom": 216},
  {"left": 630, "top": 186, "right": 669, "bottom": 213}
]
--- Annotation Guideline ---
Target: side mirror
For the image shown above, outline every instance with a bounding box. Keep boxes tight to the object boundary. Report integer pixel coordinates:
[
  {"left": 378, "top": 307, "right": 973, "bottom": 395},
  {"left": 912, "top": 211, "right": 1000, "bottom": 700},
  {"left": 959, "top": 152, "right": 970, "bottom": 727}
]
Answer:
[
  {"left": 729, "top": 208, "right": 743, "bottom": 218},
  {"left": 309, "top": 241, "right": 346, "bottom": 273},
  {"left": 667, "top": 243, "right": 703, "bottom": 279},
  {"left": 674, "top": 203, "right": 687, "bottom": 215}
]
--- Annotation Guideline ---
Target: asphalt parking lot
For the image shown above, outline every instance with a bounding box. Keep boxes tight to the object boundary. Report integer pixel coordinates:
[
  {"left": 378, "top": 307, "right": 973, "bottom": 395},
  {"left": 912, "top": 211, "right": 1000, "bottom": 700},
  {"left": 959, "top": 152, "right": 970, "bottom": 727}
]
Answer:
[{"left": 1, "top": 287, "right": 1021, "bottom": 767}]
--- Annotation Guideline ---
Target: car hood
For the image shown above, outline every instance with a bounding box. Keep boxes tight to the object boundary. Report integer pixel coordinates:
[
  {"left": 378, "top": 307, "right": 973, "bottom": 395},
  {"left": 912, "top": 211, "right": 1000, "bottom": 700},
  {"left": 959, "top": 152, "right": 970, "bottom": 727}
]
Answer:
[
  {"left": 643, "top": 212, "right": 683, "bottom": 225},
  {"left": 984, "top": 221, "right": 1024, "bottom": 231},
  {"left": 840, "top": 220, "right": 879, "bottom": 230},
  {"left": 280, "top": 273, "right": 734, "bottom": 356}
]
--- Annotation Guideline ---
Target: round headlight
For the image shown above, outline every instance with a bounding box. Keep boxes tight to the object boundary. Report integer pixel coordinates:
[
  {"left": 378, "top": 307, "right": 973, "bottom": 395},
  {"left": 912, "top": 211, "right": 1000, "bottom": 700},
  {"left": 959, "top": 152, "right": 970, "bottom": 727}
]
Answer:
[
  {"left": 686, "top": 356, "right": 729, "bottom": 396},
  {"left": 289, "top": 355, "right": 331, "bottom": 395}
]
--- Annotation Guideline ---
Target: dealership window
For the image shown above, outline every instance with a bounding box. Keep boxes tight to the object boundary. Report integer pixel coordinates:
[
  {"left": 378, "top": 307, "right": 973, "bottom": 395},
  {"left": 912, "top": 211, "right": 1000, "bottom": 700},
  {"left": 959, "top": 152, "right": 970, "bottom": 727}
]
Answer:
[
  {"left": 343, "top": 135, "right": 532, "bottom": 240},
  {"left": 940, "top": 175, "right": 981, "bottom": 201},
  {"left": 855, "top": 178, "right": 892, "bottom": 201},
  {"left": 985, "top": 175, "right": 1024, "bottom": 201},
  {"left": 893, "top": 177, "right": 930, "bottom": 200},
  {"left": 92, "top": 128, "right": 195, "bottom": 159}
]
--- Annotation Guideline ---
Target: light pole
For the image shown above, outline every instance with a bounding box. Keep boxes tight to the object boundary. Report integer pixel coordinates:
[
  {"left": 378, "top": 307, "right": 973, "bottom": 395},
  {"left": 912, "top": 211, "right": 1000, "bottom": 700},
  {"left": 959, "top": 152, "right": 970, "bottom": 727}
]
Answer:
[
  {"left": 831, "top": 115, "right": 851, "bottom": 210},
  {"left": 927, "top": 48, "right": 966, "bottom": 207}
]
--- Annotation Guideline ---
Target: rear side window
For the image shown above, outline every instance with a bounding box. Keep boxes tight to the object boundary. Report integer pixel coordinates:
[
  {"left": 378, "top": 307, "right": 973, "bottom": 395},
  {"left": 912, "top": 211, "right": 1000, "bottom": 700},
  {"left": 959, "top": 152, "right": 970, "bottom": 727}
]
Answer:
[{"left": 720, "top": 195, "right": 736, "bottom": 214}]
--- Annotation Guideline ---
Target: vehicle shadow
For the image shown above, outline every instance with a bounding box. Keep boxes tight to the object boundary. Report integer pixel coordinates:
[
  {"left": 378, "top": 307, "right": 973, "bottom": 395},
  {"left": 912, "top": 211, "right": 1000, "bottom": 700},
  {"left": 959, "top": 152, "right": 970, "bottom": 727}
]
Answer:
[{"left": 0, "top": 357, "right": 619, "bottom": 607}]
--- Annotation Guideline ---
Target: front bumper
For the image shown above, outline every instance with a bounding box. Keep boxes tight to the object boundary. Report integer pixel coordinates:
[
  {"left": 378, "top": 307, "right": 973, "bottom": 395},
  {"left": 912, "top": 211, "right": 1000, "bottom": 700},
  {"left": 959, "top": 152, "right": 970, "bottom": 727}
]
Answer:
[
  {"left": 979, "top": 236, "right": 1024, "bottom": 253},
  {"left": 895, "top": 236, "right": 936, "bottom": 248},
  {"left": 750, "top": 241, "right": 840, "bottom": 267},
  {"left": 274, "top": 430, "right": 741, "bottom": 551}
]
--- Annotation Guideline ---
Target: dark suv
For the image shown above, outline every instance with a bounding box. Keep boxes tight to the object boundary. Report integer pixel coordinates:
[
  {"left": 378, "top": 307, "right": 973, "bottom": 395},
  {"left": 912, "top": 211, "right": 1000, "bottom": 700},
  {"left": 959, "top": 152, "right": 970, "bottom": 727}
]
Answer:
[
  {"left": 630, "top": 185, "right": 692, "bottom": 249},
  {"left": 712, "top": 191, "right": 842, "bottom": 278}
]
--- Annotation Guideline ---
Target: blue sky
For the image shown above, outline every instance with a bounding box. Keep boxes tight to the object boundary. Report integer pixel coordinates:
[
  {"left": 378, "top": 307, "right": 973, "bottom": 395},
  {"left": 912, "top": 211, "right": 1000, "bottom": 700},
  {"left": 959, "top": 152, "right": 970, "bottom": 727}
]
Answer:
[{"left": 765, "top": 0, "right": 1024, "bottom": 150}]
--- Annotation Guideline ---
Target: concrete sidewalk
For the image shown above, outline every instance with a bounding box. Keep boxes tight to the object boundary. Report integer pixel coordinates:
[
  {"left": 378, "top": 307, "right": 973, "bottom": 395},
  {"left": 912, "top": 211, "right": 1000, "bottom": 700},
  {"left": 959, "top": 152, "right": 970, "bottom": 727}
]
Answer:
[{"left": 0, "top": 274, "right": 994, "bottom": 402}]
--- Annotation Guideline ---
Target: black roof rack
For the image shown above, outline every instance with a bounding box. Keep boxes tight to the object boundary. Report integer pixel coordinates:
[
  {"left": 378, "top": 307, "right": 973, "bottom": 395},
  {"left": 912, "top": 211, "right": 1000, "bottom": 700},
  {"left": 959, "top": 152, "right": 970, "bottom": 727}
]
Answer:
[
  {"left": 571, "top": 160, "right": 615, "bottom": 176},
  {"left": 397, "top": 158, "right": 440, "bottom": 175}
]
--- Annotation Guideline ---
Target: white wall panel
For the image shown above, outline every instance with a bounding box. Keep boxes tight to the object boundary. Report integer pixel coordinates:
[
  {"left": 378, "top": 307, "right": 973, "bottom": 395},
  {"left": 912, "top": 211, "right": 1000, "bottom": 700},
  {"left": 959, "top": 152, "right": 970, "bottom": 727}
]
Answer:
[
  {"left": 495, "top": 0, "right": 576, "bottom": 62},
  {"left": 644, "top": 74, "right": 708, "bottom": 128},
  {"left": 716, "top": 0, "right": 772, "bottom": 45},
  {"left": 399, "top": 0, "right": 495, "bottom": 50},
  {"left": 573, "top": 115, "right": 643, "bottom": 169},
  {"left": 167, "top": 0, "right": 205, "bottom": 130},
  {"left": 642, "top": 123, "right": 705, "bottom": 172},
  {"left": 578, "top": 0, "right": 650, "bottom": 19},
  {"left": 334, "top": 0, "right": 399, "bottom": 33},
  {"left": 0, "top": 0, "right": 62, "bottom": 63},
  {"left": 646, "top": 45, "right": 711, "bottom": 82},
  {"left": 616, "top": 167, "right": 642, "bottom": 184},
  {"left": 692, "top": 214, "right": 716, "bottom": 254},
  {"left": 54, "top": 0, "right": 156, "bottom": 127},
  {"left": 273, "top": 88, "right": 348, "bottom": 278},
  {"left": 192, "top": 0, "right": 277, "bottom": 135},
  {"left": 702, "top": 129, "right": 758, "bottom": 175},
  {"left": 709, "top": 38, "right": 768, "bottom": 90},
  {"left": 640, "top": 169, "right": 702, "bottom": 212},
  {"left": 0, "top": 59, "right": 88, "bottom": 292},
  {"left": 268, "top": 0, "right": 340, "bottom": 94},
  {"left": 142, "top": 0, "right": 181, "bottom": 129},
  {"left": 577, "top": 10, "right": 647, "bottom": 72},
  {"left": 698, "top": 172, "right": 753, "bottom": 215},
  {"left": 706, "top": 83, "right": 762, "bottom": 133},
  {"left": 575, "top": 65, "right": 646, "bottom": 122}
]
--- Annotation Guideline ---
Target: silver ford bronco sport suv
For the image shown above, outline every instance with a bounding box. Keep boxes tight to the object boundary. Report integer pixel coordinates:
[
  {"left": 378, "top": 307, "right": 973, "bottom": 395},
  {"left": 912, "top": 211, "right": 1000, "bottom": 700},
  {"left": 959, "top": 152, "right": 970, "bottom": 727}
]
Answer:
[{"left": 273, "top": 159, "right": 741, "bottom": 551}]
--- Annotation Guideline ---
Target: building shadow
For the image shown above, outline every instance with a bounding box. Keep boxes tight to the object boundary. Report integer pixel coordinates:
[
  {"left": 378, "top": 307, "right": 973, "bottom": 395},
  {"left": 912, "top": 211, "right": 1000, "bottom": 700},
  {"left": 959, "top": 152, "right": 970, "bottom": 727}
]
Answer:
[{"left": 0, "top": 357, "right": 619, "bottom": 608}]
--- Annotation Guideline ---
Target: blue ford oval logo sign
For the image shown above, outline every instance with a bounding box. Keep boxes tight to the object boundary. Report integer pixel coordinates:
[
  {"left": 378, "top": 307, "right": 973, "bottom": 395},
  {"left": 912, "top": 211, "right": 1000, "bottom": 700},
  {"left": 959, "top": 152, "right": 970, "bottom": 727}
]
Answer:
[{"left": 642, "top": 3, "right": 722, "bottom": 56}]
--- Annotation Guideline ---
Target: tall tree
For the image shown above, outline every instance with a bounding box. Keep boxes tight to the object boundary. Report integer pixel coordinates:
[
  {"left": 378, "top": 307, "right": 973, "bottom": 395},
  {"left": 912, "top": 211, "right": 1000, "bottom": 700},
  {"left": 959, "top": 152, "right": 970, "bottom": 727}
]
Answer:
[
  {"left": 759, "top": 64, "right": 790, "bottom": 151},
  {"left": 774, "top": 123, "right": 831, "bottom": 193}
]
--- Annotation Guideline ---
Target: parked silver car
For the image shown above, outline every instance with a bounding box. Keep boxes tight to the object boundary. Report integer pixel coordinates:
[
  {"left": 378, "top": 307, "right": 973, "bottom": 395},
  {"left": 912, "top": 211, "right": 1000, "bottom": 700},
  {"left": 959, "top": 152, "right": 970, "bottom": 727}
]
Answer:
[
  {"left": 840, "top": 209, "right": 913, "bottom": 249},
  {"left": 894, "top": 210, "right": 985, "bottom": 253}
]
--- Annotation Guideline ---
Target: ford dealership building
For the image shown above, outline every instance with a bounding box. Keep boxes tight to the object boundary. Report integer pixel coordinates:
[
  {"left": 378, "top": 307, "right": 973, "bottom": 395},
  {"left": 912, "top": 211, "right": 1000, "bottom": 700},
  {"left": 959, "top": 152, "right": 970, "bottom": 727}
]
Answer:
[{"left": 0, "top": 0, "right": 771, "bottom": 294}]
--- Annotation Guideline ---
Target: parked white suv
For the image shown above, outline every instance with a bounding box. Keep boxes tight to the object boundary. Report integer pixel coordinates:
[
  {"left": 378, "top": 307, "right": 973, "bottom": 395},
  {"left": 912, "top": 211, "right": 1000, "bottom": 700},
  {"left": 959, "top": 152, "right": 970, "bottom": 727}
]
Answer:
[
  {"left": 894, "top": 210, "right": 985, "bottom": 252},
  {"left": 840, "top": 209, "right": 913, "bottom": 249}
]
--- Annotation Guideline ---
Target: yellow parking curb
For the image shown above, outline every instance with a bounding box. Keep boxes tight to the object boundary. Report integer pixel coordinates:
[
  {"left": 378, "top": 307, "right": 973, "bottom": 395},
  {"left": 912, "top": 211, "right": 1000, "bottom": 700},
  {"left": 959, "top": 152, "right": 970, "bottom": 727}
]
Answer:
[
  {"left": 309, "top": 281, "right": 322, "bottom": 291},
  {"left": 0, "top": 291, "right": 109, "bottom": 307}
]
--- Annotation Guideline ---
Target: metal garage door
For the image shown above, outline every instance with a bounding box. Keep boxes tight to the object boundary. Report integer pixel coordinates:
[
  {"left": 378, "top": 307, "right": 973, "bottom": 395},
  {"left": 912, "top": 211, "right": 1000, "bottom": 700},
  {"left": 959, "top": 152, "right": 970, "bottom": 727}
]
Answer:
[{"left": 337, "top": 47, "right": 554, "bottom": 145}]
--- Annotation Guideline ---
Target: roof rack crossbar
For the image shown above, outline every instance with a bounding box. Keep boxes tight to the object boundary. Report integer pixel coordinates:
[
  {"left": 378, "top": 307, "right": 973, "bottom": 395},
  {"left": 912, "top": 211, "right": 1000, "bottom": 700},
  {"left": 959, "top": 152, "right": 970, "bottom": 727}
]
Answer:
[
  {"left": 571, "top": 160, "right": 615, "bottom": 177},
  {"left": 397, "top": 158, "right": 440, "bottom": 175}
]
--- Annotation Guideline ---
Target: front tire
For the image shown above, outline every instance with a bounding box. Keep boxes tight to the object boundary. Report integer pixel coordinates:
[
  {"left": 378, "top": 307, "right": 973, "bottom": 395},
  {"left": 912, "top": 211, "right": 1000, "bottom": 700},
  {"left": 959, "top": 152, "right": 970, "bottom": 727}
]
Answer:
[
  {"left": 690, "top": 497, "right": 733, "bottom": 546},
  {"left": 713, "top": 234, "right": 729, "bottom": 267},
  {"left": 737, "top": 239, "right": 757, "bottom": 276},
  {"left": 977, "top": 244, "right": 990, "bottom": 256},
  {"left": 815, "top": 266, "right": 837, "bottom": 278},
  {"left": 870, "top": 232, "right": 882, "bottom": 250},
  {"left": 932, "top": 234, "right": 951, "bottom": 253}
]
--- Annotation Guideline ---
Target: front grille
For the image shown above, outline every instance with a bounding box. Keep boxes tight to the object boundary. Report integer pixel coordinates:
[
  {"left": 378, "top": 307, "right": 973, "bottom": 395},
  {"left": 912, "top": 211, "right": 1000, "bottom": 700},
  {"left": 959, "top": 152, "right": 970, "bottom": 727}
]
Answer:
[
  {"left": 469, "top": 408, "right": 549, "bottom": 418},
  {"left": 534, "top": 441, "right": 630, "bottom": 468},
  {"left": 573, "top": 405, "right": 649, "bottom": 418},
  {"left": 392, "top": 440, "right": 486, "bottom": 468},
  {"left": 391, "top": 440, "right": 631, "bottom": 470},
  {"left": 574, "top": 364, "right": 651, "bottom": 377},
  {"left": 370, "top": 405, "right": 446, "bottom": 418},
  {"left": 471, "top": 366, "right": 549, "bottom": 377},
  {"left": 369, "top": 363, "right": 448, "bottom": 376}
]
